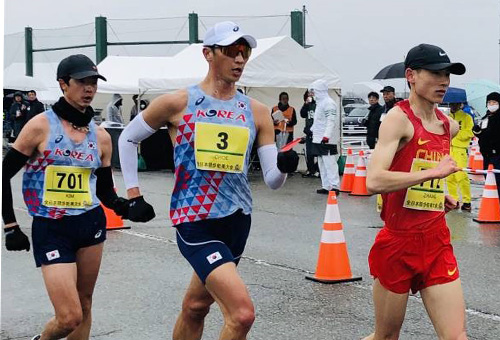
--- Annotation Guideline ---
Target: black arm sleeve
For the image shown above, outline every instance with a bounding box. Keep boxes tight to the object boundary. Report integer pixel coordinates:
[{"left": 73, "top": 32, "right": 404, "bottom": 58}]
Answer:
[
  {"left": 2, "top": 148, "right": 30, "bottom": 224},
  {"left": 95, "top": 166, "right": 120, "bottom": 208}
]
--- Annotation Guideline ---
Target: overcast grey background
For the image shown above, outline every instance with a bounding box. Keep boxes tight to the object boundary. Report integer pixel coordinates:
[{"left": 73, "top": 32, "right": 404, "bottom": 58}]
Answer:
[{"left": 3, "top": 0, "right": 500, "bottom": 92}]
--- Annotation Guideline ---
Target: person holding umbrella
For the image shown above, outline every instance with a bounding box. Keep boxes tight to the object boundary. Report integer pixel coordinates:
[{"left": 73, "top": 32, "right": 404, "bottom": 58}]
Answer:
[
  {"left": 473, "top": 91, "right": 500, "bottom": 199},
  {"left": 380, "top": 86, "right": 397, "bottom": 120}
]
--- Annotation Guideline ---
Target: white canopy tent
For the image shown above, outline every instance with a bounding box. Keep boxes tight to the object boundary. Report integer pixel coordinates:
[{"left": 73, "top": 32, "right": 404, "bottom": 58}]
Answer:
[
  {"left": 139, "top": 36, "right": 341, "bottom": 103},
  {"left": 3, "top": 62, "right": 61, "bottom": 104},
  {"left": 97, "top": 56, "right": 173, "bottom": 94}
]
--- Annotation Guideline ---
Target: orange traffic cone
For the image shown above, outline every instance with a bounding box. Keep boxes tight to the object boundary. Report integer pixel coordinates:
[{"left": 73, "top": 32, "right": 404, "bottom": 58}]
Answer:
[
  {"left": 473, "top": 165, "right": 500, "bottom": 223},
  {"left": 340, "top": 148, "right": 355, "bottom": 193},
  {"left": 103, "top": 171, "right": 130, "bottom": 230},
  {"left": 467, "top": 146, "right": 476, "bottom": 169},
  {"left": 306, "top": 191, "right": 362, "bottom": 284},
  {"left": 101, "top": 203, "right": 130, "bottom": 230},
  {"left": 349, "top": 150, "right": 370, "bottom": 196},
  {"left": 469, "top": 151, "right": 485, "bottom": 183}
]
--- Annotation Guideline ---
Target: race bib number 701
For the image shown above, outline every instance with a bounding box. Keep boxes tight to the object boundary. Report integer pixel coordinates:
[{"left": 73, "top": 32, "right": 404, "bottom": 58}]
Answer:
[{"left": 43, "top": 165, "right": 92, "bottom": 208}]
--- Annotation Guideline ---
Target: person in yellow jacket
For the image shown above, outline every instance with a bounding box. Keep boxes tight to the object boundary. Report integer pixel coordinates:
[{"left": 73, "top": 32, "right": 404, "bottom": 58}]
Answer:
[{"left": 447, "top": 101, "right": 474, "bottom": 211}]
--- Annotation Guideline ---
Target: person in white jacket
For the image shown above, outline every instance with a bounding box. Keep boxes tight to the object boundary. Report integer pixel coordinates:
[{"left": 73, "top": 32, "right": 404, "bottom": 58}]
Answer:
[
  {"left": 309, "top": 79, "right": 340, "bottom": 194},
  {"left": 105, "top": 93, "right": 124, "bottom": 124}
]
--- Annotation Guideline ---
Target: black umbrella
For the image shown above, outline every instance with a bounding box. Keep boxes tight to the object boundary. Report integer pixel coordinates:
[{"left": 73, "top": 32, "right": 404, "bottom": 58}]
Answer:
[{"left": 373, "top": 62, "right": 405, "bottom": 80}]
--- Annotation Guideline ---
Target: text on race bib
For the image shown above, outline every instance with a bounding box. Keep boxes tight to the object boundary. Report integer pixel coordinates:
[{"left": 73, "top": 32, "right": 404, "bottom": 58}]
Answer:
[
  {"left": 195, "top": 122, "right": 250, "bottom": 173},
  {"left": 43, "top": 165, "right": 92, "bottom": 208},
  {"left": 403, "top": 158, "right": 445, "bottom": 212}
]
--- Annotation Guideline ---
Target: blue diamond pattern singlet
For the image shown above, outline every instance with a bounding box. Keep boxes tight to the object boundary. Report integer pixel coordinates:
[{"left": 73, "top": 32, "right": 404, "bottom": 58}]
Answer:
[
  {"left": 170, "top": 85, "right": 256, "bottom": 225},
  {"left": 22, "top": 109, "right": 101, "bottom": 219}
]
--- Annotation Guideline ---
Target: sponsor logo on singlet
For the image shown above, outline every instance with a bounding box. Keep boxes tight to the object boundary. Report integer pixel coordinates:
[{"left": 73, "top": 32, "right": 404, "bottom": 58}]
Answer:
[{"left": 195, "top": 96, "right": 205, "bottom": 105}]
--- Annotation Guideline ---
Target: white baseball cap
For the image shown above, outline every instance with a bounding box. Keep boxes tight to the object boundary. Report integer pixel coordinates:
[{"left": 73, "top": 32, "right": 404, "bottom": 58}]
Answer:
[{"left": 203, "top": 21, "right": 257, "bottom": 48}]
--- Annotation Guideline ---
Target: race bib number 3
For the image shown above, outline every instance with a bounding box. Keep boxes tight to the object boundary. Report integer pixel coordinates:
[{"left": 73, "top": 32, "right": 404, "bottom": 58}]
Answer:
[
  {"left": 403, "top": 158, "right": 444, "bottom": 212},
  {"left": 43, "top": 166, "right": 92, "bottom": 208},
  {"left": 195, "top": 122, "right": 250, "bottom": 173}
]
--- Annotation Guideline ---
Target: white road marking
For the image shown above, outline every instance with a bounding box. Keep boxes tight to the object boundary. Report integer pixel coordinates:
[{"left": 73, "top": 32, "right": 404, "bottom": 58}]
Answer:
[{"left": 119, "top": 229, "right": 500, "bottom": 323}]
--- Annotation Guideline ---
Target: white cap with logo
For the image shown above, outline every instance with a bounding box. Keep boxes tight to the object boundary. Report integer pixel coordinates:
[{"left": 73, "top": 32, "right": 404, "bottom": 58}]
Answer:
[{"left": 203, "top": 21, "right": 257, "bottom": 48}]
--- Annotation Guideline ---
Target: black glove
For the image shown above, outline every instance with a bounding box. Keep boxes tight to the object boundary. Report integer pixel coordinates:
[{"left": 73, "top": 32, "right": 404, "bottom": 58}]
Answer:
[
  {"left": 127, "top": 196, "right": 156, "bottom": 222},
  {"left": 112, "top": 197, "right": 130, "bottom": 219},
  {"left": 277, "top": 150, "right": 299, "bottom": 173},
  {"left": 4, "top": 225, "right": 30, "bottom": 251},
  {"left": 298, "top": 136, "right": 306, "bottom": 144},
  {"left": 472, "top": 124, "right": 481, "bottom": 133}
]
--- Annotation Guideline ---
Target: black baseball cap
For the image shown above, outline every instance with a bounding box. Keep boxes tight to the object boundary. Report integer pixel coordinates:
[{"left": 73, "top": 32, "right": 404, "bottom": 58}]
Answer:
[
  {"left": 380, "top": 86, "right": 395, "bottom": 93},
  {"left": 404, "top": 44, "right": 465, "bottom": 75},
  {"left": 56, "top": 54, "right": 106, "bottom": 81}
]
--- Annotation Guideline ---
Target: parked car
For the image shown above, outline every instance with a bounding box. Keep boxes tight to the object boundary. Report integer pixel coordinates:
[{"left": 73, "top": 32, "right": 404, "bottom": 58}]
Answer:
[
  {"left": 343, "top": 103, "right": 368, "bottom": 114},
  {"left": 342, "top": 97, "right": 366, "bottom": 107},
  {"left": 343, "top": 105, "right": 369, "bottom": 135}
]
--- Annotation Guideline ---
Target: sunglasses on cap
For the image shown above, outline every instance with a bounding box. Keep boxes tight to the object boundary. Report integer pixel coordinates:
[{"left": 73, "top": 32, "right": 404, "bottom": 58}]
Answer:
[{"left": 213, "top": 42, "right": 252, "bottom": 59}]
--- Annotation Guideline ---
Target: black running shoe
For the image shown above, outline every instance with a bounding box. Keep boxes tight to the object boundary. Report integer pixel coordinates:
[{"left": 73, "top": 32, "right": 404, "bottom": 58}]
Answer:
[
  {"left": 31, "top": 335, "right": 41, "bottom": 340},
  {"left": 316, "top": 188, "right": 329, "bottom": 194}
]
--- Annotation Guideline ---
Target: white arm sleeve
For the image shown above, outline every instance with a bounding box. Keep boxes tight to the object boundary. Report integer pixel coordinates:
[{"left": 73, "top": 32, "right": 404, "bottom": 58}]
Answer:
[
  {"left": 257, "top": 144, "right": 287, "bottom": 190},
  {"left": 118, "top": 112, "right": 156, "bottom": 189}
]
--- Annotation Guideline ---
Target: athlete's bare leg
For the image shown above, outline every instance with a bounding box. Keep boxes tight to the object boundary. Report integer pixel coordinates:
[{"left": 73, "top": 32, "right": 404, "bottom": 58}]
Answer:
[
  {"left": 67, "top": 243, "right": 104, "bottom": 340},
  {"left": 205, "top": 262, "right": 255, "bottom": 340},
  {"left": 39, "top": 263, "right": 82, "bottom": 340},
  {"left": 363, "top": 279, "right": 409, "bottom": 340},
  {"left": 421, "top": 279, "right": 467, "bottom": 340},
  {"left": 39, "top": 243, "right": 103, "bottom": 340},
  {"left": 173, "top": 273, "right": 215, "bottom": 340}
]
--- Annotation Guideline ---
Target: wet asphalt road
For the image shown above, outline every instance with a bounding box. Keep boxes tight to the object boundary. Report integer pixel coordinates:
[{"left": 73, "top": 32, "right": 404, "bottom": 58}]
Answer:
[{"left": 2, "top": 170, "right": 499, "bottom": 339}]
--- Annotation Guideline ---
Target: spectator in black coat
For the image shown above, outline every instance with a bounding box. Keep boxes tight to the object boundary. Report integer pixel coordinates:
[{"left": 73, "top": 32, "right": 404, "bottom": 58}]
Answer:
[
  {"left": 363, "top": 91, "right": 385, "bottom": 149},
  {"left": 9, "top": 91, "right": 27, "bottom": 141},
  {"left": 300, "top": 89, "right": 318, "bottom": 177},
  {"left": 25, "top": 90, "right": 45, "bottom": 122},
  {"left": 473, "top": 91, "right": 500, "bottom": 198}
]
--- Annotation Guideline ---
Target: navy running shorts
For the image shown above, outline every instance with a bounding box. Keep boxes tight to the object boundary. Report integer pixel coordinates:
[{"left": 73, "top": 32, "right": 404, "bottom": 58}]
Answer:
[
  {"left": 32, "top": 206, "right": 106, "bottom": 267},
  {"left": 176, "top": 209, "right": 251, "bottom": 284}
]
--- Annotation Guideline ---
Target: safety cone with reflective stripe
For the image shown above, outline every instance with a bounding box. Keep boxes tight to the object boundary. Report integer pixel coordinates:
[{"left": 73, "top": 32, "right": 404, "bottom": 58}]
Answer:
[
  {"left": 349, "top": 150, "right": 370, "bottom": 196},
  {"left": 306, "top": 191, "right": 362, "bottom": 284},
  {"left": 467, "top": 146, "right": 476, "bottom": 169},
  {"left": 471, "top": 150, "right": 484, "bottom": 171},
  {"left": 473, "top": 164, "right": 500, "bottom": 223},
  {"left": 468, "top": 137, "right": 479, "bottom": 168},
  {"left": 469, "top": 151, "right": 485, "bottom": 183},
  {"left": 340, "top": 148, "right": 355, "bottom": 193}
]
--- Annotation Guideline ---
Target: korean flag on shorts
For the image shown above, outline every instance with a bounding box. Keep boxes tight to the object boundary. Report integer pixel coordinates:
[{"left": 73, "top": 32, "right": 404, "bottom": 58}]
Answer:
[
  {"left": 46, "top": 250, "right": 60, "bottom": 261},
  {"left": 207, "top": 251, "right": 222, "bottom": 264}
]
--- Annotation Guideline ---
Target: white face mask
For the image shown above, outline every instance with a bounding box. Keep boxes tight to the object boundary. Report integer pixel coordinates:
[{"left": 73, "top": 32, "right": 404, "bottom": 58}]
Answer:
[{"left": 487, "top": 104, "right": 499, "bottom": 112}]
